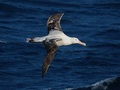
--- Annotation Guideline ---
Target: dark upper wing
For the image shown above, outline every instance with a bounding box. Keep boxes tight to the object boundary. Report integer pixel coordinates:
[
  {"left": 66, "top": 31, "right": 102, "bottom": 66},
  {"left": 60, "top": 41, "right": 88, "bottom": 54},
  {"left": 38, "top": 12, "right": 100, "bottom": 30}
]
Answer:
[
  {"left": 47, "top": 13, "right": 64, "bottom": 33},
  {"left": 42, "top": 39, "right": 58, "bottom": 78}
]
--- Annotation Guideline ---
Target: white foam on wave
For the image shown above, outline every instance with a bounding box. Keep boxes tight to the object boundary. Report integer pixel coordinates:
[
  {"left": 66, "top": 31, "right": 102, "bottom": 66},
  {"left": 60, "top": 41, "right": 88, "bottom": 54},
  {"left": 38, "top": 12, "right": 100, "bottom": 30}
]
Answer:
[{"left": 0, "top": 40, "right": 7, "bottom": 43}]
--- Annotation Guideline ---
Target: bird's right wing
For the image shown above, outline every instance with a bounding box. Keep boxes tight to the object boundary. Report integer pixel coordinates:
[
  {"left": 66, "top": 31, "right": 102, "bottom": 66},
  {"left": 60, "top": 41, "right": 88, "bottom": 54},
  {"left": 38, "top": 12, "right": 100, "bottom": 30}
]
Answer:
[{"left": 42, "top": 39, "right": 59, "bottom": 78}]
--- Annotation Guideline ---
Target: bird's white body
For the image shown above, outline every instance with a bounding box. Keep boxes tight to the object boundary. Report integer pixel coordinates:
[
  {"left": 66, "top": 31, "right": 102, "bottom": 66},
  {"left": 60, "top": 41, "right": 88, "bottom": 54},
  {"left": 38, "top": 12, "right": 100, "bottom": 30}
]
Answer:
[{"left": 31, "top": 31, "right": 73, "bottom": 46}]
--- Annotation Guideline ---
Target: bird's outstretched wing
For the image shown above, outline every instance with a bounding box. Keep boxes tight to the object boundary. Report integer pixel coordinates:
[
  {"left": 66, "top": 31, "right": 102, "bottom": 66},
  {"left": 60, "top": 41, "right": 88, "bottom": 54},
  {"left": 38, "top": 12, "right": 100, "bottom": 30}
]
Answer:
[
  {"left": 42, "top": 39, "right": 59, "bottom": 78},
  {"left": 47, "top": 13, "right": 64, "bottom": 33}
]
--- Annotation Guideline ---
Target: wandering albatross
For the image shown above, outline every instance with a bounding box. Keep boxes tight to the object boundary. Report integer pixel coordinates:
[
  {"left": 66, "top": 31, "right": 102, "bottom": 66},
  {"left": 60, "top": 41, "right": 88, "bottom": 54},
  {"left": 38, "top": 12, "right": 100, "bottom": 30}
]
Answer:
[{"left": 26, "top": 13, "right": 86, "bottom": 78}]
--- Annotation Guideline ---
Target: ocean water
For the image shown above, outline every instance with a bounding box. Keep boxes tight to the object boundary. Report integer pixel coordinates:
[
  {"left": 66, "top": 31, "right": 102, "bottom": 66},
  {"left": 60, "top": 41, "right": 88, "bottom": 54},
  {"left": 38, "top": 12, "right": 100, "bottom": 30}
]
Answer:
[{"left": 0, "top": 0, "right": 120, "bottom": 90}]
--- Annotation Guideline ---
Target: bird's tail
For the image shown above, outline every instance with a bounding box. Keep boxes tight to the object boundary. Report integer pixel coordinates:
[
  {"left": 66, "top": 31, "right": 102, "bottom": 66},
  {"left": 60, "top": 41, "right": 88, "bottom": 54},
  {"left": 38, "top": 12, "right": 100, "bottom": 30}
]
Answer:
[{"left": 26, "top": 38, "right": 34, "bottom": 43}]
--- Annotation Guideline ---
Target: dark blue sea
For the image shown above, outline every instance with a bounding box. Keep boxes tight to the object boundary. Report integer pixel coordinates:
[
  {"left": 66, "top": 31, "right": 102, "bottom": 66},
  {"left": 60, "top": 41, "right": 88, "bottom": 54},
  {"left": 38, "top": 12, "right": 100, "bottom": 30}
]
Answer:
[{"left": 0, "top": 0, "right": 120, "bottom": 90}]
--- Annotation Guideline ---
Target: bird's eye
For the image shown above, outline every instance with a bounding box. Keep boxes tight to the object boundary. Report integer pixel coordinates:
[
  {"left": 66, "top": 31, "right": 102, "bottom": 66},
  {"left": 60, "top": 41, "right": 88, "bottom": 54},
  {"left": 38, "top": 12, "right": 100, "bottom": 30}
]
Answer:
[{"left": 75, "top": 39, "right": 78, "bottom": 41}]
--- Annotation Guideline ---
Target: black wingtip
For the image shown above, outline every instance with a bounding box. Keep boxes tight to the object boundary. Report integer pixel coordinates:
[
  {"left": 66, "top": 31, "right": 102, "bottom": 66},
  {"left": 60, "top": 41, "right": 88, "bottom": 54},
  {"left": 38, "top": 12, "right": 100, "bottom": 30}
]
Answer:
[
  {"left": 59, "top": 13, "right": 64, "bottom": 15},
  {"left": 42, "top": 65, "right": 47, "bottom": 79},
  {"left": 62, "top": 13, "right": 64, "bottom": 15},
  {"left": 57, "top": 13, "right": 64, "bottom": 17},
  {"left": 52, "top": 12, "right": 64, "bottom": 16},
  {"left": 42, "top": 73, "right": 45, "bottom": 79}
]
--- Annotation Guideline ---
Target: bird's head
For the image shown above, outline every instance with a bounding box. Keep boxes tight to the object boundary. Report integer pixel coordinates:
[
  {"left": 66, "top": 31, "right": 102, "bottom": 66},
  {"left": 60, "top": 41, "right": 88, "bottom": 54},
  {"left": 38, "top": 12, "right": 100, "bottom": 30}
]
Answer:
[{"left": 71, "top": 37, "right": 86, "bottom": 46}]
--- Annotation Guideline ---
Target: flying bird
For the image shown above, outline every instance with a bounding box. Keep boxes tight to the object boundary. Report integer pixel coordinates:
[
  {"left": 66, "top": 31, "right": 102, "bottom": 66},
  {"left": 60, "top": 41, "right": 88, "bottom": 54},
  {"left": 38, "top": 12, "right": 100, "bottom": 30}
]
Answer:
[{"left": 27, "top": 13, "right": 86, "bottom": 78}]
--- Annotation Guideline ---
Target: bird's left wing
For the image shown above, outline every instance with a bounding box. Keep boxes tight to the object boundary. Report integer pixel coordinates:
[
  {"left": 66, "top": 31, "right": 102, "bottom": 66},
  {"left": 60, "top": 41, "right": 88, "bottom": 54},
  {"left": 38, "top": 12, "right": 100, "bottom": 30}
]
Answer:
[
  {"left": 42, "top": 39, "right": 59, "bottom": 78},
  {"left": 47, "top": 13, "right": 64, "bottom": 34}
]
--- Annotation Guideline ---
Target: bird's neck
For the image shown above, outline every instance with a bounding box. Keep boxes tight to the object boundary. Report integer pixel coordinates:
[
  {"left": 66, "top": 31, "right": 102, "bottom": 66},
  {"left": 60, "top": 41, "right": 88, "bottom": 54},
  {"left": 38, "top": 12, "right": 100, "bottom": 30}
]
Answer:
[{"left": 63, "top": 37, "right": 73, "bottom": 46}]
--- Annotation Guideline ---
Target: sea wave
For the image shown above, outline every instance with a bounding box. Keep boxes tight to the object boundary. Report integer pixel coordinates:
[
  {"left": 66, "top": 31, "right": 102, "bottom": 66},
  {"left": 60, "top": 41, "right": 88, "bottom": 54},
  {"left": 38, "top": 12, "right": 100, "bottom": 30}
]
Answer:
[
  {"left": 72, "top": 76, "right": 120, "bottom": 90},
  {"left": 0, "top": 40, "right": 7, "bottom": 43}
]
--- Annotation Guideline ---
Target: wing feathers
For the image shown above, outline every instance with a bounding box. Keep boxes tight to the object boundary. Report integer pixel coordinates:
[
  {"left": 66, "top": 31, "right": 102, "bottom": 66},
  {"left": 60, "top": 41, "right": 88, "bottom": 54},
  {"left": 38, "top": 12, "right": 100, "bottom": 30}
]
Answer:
[
  {"left": 42, "top": 39, "right": 58, "bottom": 78},
  {"left": 47, "top": 13, "right": 64, "bottom": 33},
  {"left": 42, "top": 52, "right": 56, "bottom": 78}
]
